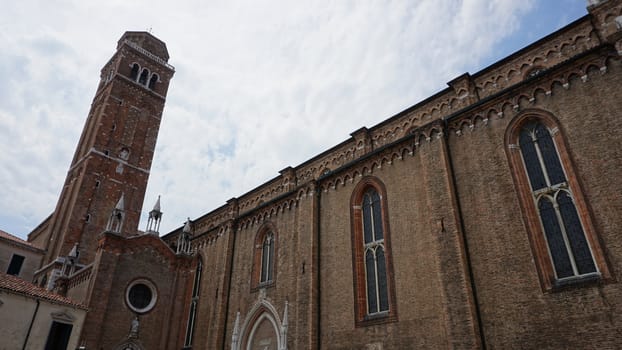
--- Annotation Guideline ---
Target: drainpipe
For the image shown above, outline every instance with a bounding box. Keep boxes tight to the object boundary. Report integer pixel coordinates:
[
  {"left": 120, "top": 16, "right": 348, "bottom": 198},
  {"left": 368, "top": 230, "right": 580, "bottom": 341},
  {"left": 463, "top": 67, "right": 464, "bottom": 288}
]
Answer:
[{"left": 22, "top": 299, "right": 40, "bottom": 350}]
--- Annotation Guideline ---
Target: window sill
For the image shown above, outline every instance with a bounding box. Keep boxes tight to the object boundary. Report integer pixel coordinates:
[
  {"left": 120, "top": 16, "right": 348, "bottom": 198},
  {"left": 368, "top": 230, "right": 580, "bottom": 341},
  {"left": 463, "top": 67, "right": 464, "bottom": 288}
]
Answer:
[
  {"left": 551, "top": 272, "right": 601, "bottom": 291},
  {"left": 364, "top": 311, "right": 389, "bottom": 321},
  {"left": 356, "top": 311, "right": 397, "bottom": 327},
  {"left": 251, "top": 281, "right": 275, "bottom": 293}
]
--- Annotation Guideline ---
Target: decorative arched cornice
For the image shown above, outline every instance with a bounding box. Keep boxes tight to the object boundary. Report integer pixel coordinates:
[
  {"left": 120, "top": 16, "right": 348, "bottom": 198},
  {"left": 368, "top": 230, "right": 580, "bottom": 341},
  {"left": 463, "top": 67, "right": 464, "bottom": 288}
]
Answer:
[
  {"left": 318, "top": 121, "right": 443, "bottom": 193},
  {"left": 474, "top": 21, "right": 600, "bottom": 98},
  {"left": 448, "top": 48, "right": 618, "bottom": 136},
  {"left": 238, "top": 193, "right": 300, "bottom": 231}
]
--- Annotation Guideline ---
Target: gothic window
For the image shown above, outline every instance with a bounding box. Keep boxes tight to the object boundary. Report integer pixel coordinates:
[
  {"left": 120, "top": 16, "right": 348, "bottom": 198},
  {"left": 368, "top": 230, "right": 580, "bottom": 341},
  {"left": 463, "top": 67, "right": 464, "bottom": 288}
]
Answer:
[
  {"left": 506, "top": 112, "right": 609, "bottom": 290},
  {"left": 148, "top": 73, "right": 159, "bottom": 90},
  {"left": 252, "top": 224, "right": 277, "bottom": 290},
  {"left": 261, "top": 232, "right": 275, "bottom": 283},
  {"left": 351, "top": 177, "right": 397, "bottom": 326},
  {"left": 138, "top": 68, "right": 149, "bottom": 86},
  {"left": 130, "top": 63, "right": 140, "bottom": 81},
  {"left": 184, "top": 258, "right": 201, "bottom": 348}
]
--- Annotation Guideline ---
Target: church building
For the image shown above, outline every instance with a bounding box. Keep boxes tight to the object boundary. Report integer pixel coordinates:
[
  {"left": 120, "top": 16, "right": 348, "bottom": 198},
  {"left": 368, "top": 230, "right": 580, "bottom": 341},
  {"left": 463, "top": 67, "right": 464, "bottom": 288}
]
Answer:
[{"left": 2, "top": 0, "right": 622, "bottom": 349}]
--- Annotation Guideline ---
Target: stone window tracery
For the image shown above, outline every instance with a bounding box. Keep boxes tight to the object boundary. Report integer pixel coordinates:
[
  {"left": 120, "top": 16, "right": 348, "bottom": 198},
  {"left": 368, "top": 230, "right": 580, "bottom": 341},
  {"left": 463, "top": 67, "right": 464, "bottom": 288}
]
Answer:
[
  {"left": 252, "top": 224, "right": 277, "bottom": 290},
  {"left": 261, "top": 232, "right": 275, "bottom": 284},
  {"left": 350, "top": 177, "right": 397, "bottom": 326},
  {"left": 506, "top": 111, "right": 609, "bottom": 290}
]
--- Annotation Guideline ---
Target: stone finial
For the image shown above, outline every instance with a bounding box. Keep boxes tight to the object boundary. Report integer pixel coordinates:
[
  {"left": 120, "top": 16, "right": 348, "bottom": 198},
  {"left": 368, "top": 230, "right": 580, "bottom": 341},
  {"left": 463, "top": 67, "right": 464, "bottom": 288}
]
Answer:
[
  {"left": 153, "top": 195, "right": 161, "bottom": 212},
  {"left": 231, "top": 311, "right": 241, "bottom": 349},
  {"left": 68, "top": 243, "right": 79, "bottom": 260},
  {"left": 115, "top": 193, "right": 125, "bottom": 210},
  {"left": 146, "top": 195, "right": 163, "bottom": 234},
  {"left": 177, "top": 218, "right": 193, "bottom": 255},
  {"left": 280, "top": 300, "right": 289, "bottom": 350},
  {"left": 106, "top": 193, "right": 125, "bottom": 233},
  {"left": 183, "top": 218, "right": 192, "bottom": 234}
]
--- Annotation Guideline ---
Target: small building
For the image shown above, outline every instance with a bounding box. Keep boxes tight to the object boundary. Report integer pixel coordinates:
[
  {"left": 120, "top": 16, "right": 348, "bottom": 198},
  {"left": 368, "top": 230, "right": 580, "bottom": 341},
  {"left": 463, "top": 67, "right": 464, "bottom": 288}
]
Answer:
[
  {"left": 0, "top": 273, "right": 87, "bottom": 350},
  {"left": 0, "top": 229, "right": 44, "bottom": 282}
]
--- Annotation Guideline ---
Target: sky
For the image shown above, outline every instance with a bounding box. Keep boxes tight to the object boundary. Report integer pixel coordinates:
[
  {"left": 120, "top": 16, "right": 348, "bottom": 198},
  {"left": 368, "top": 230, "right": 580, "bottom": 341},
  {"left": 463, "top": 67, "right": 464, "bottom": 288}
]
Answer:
[{"left": 0, "top": 0, "right": 588, "bottom": 240}]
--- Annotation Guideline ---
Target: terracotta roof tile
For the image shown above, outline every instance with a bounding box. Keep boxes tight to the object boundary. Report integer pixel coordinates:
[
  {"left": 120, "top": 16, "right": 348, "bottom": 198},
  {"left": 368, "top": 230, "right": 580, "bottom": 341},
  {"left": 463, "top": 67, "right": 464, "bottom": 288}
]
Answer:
[
  {"left": 0, "top": 229, "right": 30, "bottom": 244},
  {"left": 0, "top": 273, "right": 87, "bottom": 309},
  {"left": 0, "top": 229, "right": 44, "bottom": 252}
]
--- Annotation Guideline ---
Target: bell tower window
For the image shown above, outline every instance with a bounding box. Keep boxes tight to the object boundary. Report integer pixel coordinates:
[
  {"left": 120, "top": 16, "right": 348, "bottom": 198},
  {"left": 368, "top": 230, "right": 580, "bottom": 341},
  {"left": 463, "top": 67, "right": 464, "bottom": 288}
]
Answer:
[
  {"left": 130, "top": 63, "right": 140, "bottom": 81},
  {"left": 149, "top": 73, "right": 159, "bottom": 90},
  {"left": 138, "top": 68, "right": 149, "bottom": 85}
]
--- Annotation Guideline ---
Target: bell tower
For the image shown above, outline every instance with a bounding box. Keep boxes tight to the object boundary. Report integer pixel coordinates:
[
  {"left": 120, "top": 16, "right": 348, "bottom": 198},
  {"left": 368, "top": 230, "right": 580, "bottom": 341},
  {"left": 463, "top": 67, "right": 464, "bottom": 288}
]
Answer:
[{"left": 32, "top": 32, "right": 175, "bottom": 281}]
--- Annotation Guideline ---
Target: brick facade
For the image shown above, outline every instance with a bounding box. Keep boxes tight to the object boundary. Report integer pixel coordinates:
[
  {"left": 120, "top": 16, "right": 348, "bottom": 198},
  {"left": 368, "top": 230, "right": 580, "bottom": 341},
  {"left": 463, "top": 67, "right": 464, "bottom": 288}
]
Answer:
[
  {"left": 17, "top": 1, "right": 622, "bottom": 349},
  {"left": 172, "top": 2, "right": 622, "bottom": 349}
]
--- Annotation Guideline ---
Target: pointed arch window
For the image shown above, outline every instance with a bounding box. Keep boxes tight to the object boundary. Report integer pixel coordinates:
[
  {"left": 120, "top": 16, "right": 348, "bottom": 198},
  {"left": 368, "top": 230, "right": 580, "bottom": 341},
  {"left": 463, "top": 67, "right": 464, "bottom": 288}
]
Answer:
[
  {"left": 362, "top": 189, "right": 388, "bottom": 314},
  {"left": 351, "top": 177, "right": 397, "bottom": 326},
  {"left": 252, "top": 224, "right": 277, "bottom": 291},
  {"left": 184, "top": 258, "right": 201, "bottom": 348},
  {"left": 506, "top": 113, "right": 609, "bottom": 290},
  {"left": 261, "top": 232, "right": 275, "bottom": 283}
]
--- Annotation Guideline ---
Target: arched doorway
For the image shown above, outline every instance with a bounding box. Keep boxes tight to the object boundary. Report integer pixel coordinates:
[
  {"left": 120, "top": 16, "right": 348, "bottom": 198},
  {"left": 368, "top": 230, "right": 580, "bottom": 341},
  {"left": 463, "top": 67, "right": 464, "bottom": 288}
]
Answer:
[
  {"left": 246, "top": 313, "right": 279, "bottom": 350},
  {"left": 232, "top": 297, "right": 288, "bottom": 350}
]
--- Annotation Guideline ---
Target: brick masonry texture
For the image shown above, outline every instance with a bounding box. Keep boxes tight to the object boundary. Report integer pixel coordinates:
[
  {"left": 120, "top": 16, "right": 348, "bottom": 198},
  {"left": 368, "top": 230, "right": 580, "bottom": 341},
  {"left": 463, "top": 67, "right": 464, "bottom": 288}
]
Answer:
[{"left": 21, "top": 1, "right": 622, "bottom": 349}]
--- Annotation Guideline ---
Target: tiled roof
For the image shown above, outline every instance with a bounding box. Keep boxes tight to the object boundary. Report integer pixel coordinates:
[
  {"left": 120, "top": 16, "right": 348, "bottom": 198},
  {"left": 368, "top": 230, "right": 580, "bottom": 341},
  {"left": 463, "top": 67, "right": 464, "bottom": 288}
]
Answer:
[
  {"left": 0, "top": 273, "right": 87, "bottom": 309},
  {"left": 0, "top": 229, "right": 44, "bottom": 251},
  {"left": 0, "top": 229, "right": 30, "bottom": 244}
]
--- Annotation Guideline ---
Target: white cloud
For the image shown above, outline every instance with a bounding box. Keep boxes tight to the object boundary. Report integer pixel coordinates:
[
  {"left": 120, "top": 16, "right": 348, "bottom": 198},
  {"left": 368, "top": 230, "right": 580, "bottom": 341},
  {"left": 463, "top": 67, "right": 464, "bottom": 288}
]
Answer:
[{"left": 1, "top": 0, "right": 585, "bottom": 239}]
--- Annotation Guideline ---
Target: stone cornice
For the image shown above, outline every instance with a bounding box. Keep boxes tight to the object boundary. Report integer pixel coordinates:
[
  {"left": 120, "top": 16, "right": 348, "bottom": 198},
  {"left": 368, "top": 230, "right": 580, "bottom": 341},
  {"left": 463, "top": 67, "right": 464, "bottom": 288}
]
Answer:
[{"left": 447, "top": 45, "right": 618, "bottom": 135}]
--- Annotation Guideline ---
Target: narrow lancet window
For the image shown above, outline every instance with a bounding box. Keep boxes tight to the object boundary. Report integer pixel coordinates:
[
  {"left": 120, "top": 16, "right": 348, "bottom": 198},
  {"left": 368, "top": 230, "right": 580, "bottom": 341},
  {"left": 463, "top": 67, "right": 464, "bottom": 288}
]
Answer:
[
  {"left": 351, "top": 177, "right": 397, "bottom": 326},
  {"left": 518, "top": 121, "right": 597, "bottom": 280},
  {"left": 506, "top": 113, "right": 608, "bottom": 290},
  {"left": 184, "top": 259, "right": 201, "bottom": 348},
  {"left": 362, "top": 188, "right": 388, "bottom": 314},
  {"left": 260, "top": 232, "right": 274, "bottom": 283}
]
